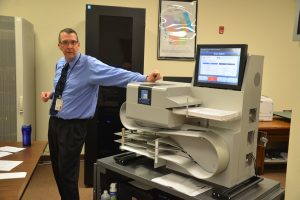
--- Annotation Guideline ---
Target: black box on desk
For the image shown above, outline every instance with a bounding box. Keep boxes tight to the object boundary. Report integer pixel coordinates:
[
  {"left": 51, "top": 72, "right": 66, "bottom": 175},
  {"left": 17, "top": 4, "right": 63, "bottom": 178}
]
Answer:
[
  {"left": 118, "top": 181, "right": 155, "bottom": 200},
  {"left": 118, "top": 181, "right": 182, "bottom": 200}
]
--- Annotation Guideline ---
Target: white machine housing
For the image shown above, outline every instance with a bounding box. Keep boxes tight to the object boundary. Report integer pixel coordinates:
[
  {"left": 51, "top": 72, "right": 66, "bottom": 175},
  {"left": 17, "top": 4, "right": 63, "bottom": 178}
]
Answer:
[{"left": 120, "top": 55, "right": 263, "bottom": 188}]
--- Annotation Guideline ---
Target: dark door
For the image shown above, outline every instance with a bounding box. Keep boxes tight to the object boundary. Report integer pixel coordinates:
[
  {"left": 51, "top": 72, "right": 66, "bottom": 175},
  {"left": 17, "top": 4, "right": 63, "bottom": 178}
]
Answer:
[{"left": 85, "top": 5, "right": 145, "bottom": 186}]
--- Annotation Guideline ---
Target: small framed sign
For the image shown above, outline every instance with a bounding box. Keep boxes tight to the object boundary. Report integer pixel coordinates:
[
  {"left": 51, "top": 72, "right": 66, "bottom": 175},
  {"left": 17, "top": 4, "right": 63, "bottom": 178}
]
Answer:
[{"left": 293, "top": 0, "right": 300, "bottom": 41}]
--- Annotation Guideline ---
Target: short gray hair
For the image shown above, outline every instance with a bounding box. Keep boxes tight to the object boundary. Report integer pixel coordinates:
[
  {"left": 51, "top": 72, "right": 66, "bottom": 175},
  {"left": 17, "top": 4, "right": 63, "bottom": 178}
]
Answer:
[{"left": 58, "top": 28, "right": 79, "bottom": 43}]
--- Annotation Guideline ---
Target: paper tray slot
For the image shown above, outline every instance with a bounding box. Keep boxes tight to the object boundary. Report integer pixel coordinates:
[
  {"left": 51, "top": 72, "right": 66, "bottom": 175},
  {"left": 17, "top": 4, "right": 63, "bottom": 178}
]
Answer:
[{"left": 172, "top": 107, "right": 241, "bottom": 121}]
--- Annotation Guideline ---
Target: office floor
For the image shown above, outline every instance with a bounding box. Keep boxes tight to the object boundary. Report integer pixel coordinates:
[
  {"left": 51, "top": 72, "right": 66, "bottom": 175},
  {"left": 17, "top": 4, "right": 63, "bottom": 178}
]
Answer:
[
  {"left": 22, "top": 161, "right": 286, "bottom": 200},
  {"left": 22, "top": 161, "right": 92, "bottom": 200}
]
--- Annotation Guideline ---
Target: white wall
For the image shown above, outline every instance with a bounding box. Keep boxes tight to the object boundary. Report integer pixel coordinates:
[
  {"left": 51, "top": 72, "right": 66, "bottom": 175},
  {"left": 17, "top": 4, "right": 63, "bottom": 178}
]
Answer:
[{"left": 0, "top": 0, "right": 299, "bottom": 199}]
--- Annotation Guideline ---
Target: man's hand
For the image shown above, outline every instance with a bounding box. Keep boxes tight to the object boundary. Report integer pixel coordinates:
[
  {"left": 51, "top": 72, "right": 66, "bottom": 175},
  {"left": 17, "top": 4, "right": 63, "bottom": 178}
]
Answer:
[
  {"left": 146, "top": 70, "right": 161, "bottom": 82},
  {"left": 41, "top": 91, "right": 52, "bottom": 102}
]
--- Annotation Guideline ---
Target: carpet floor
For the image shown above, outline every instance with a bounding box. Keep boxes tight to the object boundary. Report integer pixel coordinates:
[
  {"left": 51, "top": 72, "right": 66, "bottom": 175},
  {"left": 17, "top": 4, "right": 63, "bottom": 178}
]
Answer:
[{"left": 22, "top": 161, "right": 92, "bottom": 200}]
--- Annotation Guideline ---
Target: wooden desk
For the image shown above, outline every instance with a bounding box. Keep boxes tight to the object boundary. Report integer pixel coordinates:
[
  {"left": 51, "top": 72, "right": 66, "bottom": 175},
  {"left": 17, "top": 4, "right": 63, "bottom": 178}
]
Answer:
[
  {"left": 0, "top": 141, "right": 47, "bottom": 200},
  {"left": 256, "top": 118, "right": 290, "bottom": 174}
]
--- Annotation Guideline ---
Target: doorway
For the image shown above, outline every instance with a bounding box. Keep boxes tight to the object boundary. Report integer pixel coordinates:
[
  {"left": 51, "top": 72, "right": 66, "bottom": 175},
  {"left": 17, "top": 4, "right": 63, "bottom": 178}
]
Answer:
[{"left": 84, "top": 4, "right": 145, "bottom": 186}]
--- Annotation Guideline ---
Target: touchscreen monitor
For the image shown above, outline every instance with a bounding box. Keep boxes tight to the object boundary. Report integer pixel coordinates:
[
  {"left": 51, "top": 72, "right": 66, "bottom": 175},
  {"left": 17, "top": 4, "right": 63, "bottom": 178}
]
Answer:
[{"left": 193, "top": 44, "right": 248, "bottom": 90}]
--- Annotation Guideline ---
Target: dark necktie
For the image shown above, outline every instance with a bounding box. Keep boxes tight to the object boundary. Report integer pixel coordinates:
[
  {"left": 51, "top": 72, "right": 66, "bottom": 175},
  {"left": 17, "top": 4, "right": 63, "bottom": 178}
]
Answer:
[{"left": 50, "top": 63, "right": 70, "bottom": 115}]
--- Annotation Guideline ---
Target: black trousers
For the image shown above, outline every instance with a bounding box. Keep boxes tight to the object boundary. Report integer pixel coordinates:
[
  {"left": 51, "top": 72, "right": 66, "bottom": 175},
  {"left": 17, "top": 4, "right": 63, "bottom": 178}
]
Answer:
[{"left": 48, "top": 116, "right": 89, "bottom": 200}]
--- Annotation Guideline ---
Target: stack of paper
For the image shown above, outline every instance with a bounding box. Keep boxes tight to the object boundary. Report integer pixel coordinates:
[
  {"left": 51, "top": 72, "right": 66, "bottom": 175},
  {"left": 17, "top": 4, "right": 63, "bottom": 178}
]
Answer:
[
  {"left": 0, "top": 151, "right": 12, "bottom": 158},
  {"left": 0, "top": 146, "right": 26, "bottom": 180},
  {"left": 0, "top": 160, "right": 23, "bottom": 171},
  {"left": 0, "top": 146, "right": 25, "bottom": 153},
  {"left": 152, "top": 173, "right": 211, "bottom": 196},
  {"left": 0, "top": 172, "right": 27, "bottom": 180}
]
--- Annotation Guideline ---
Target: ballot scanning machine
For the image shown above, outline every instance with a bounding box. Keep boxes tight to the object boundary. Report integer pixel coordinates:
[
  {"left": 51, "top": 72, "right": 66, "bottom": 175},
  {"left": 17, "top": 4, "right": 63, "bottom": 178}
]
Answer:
[{"left": 113, "top": 44, "right": 274, "bottom": 198}]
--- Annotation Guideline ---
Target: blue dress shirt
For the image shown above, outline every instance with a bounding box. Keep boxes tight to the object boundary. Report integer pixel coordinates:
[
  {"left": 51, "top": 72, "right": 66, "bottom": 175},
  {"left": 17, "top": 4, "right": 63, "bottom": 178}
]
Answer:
[{"left": 51, "top": 53, "right": 146, "bottom": 119}]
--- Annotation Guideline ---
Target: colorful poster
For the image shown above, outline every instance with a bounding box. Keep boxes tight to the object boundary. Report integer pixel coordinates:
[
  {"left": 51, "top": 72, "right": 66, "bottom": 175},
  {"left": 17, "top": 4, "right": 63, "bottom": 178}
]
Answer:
[{"left": 158, "top": 0, "right": 197, "bottom": 60}]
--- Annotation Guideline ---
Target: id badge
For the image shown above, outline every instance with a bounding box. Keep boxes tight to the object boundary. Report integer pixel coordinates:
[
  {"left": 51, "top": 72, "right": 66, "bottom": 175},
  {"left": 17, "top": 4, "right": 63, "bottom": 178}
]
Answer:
[{"left": 55, "top": 98, "right": 63, "bottom": 111}]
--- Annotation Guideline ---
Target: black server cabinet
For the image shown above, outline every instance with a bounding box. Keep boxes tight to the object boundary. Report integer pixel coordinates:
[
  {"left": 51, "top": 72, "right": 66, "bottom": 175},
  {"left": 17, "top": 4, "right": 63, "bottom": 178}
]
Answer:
[{"left": 85, "top": 5, "right": 145, "bottom": 186}]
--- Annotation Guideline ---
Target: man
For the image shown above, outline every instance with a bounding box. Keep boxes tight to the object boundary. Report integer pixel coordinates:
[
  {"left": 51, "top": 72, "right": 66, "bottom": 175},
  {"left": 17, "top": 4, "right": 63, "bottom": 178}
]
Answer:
[{"left": 41, "top": 28, "right": 160, "bottom": 200}]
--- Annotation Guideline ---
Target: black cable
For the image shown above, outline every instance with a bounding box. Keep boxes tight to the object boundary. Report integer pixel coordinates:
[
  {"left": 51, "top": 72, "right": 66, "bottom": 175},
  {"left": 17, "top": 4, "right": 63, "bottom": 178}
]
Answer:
[{"left": 250, "top": 153, "right": 258, "bottom": 176}]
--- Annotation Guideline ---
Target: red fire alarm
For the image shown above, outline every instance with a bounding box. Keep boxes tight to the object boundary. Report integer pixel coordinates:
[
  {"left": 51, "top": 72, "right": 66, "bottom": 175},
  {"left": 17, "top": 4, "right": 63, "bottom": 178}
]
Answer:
[{"left": 219, "top": 26, "right": 224, "bottom": 34}]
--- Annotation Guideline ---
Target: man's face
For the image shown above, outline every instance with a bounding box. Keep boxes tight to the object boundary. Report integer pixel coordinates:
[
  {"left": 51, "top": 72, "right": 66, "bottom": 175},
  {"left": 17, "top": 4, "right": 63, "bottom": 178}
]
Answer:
[{"left": 58, "top": 32, "right": 80, "bottom": 62}]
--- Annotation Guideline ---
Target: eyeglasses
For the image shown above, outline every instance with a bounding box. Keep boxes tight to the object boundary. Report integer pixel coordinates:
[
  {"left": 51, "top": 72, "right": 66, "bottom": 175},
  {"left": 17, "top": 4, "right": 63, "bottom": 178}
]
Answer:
[{"left": 60, "top": 40, "right": 78, "bottom": 46}]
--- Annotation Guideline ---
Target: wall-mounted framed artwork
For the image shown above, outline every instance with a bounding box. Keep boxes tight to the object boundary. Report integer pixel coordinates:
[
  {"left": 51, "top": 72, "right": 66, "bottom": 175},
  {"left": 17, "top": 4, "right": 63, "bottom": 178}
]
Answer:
[
  {"left": 158, "top": 0, "right": 197, "bottom": 60},
  {"left": 293, "top": 0, "right": 300, "bottom": 41}
]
